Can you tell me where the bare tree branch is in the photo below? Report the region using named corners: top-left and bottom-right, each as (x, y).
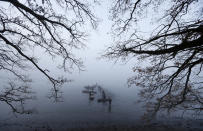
top-left (106, 0), bottom-right (203, 118)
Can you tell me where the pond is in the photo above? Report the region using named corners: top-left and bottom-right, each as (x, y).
top-left (0, 73), bottom-right (142, 128)
top-left (0, 72), bottom-right (203, 131)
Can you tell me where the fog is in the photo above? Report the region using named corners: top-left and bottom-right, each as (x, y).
top-left (0, 0), bottom-right (202, 131)
top-left (0, 1), bottom-right (143, 128)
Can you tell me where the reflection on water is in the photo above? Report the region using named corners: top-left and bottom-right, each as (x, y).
top-left (47, 86), bottom-right (64, 102)
top-left (82, 84), bottom-right (112, 112)
top-left (0, 80), bottom-right (203, 130)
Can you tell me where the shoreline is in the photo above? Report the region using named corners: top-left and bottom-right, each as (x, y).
top-left (1, 122), bottom-right (202, 131)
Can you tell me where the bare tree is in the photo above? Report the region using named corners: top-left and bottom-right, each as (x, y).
top-left (0, 0), bottom-right (97, 90)
top-left (0, 82), bottom-right (36, 115)
top-left (105, 0), bottom-right (203, 117)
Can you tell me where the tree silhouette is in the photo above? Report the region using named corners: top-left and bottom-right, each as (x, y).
top-left (105, 0), bottom-right (203, 117)
top-left (0, 82), bottom-right (35, 115)
top-left (0, 0), bottom-right (97, 90)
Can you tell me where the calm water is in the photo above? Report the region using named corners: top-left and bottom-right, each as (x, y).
top-left (0, 74), bottom-right (203, 130)
top-left (0, 79), bottom-right (141, 129)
